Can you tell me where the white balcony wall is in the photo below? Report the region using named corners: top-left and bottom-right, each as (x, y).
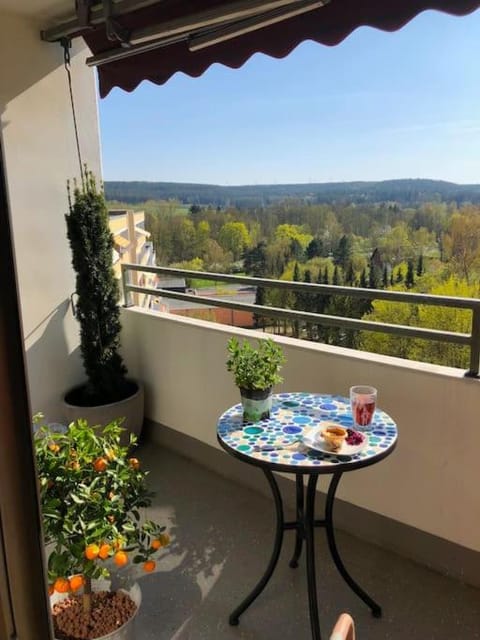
top-left (121, 307), bottom-right (480, 553)
top-left (0, 9), bottom-right (102, 421)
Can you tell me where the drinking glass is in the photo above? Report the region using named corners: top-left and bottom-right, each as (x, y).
top-left (350, 385), bottom-right (377, 431)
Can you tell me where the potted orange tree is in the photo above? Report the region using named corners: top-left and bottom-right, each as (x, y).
top-left (34, 416), bottom-right (169, 640)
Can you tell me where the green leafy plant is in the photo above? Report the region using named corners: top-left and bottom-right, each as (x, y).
top-left (65, 169), bottom-right (130, 405)
top-left (226, 337), bottom-right (285, 391)
top-left (34, 416), bottom-right (169, 614)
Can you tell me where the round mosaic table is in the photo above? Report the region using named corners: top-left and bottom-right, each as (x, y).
top-left (217, 392), bottom-right (397, 640)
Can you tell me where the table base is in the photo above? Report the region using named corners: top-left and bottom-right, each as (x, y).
top-left (228, 470), bottom-right (381, 640)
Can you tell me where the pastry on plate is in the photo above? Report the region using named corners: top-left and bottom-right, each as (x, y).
top-left (320, 425), bottom-right (347, 452)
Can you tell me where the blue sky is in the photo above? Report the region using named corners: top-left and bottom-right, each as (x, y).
top-left (99, 8), bottom-right (480, 185)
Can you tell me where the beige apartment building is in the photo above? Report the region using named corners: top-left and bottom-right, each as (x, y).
top-left (109, 209), bottom-right (156, 307)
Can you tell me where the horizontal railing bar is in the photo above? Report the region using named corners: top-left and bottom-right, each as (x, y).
top-left (125, 284), bottom-right (471, 345)
top-left (121, 263), bottom-right (480, 310)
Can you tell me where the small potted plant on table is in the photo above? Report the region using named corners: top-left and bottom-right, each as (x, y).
top-left (226, 337), bottom-right (285, 423)
top-left (34, 416), bottom-right (169, 640)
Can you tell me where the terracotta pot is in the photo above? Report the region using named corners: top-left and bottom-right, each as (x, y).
top-left (239, 387), bottom-right (272, 423)
top-left (63, 380), bottom-right (144, 444)
top-left (51, 581), bottom-right (142, 640)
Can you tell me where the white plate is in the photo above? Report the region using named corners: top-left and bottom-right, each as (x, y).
top-left (303, 425), bottom-right (367, 456)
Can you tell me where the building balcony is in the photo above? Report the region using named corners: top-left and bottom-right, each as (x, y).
top-left (114, 302), bottom-right (480, 637)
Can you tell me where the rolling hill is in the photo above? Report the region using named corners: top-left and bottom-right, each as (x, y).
top-left (105, 178), bottom-right (480, 208)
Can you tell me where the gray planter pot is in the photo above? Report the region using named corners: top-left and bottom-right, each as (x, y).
top-left (240, 387), bottom-right (272, 423)
top-left (63, 380), bottom-right (144, 444)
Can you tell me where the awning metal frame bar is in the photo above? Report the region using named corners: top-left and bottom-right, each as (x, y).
top-left (43, 0), bottom-right (330, 54)
top-left (189, 0), bottom-right (329, 52)
top-left (85, 0), bottom-right (330, 67)
top-left (126, 0), bottom-right (327, 46)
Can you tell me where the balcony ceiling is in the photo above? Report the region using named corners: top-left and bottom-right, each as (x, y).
top-left (0, 0), bottom-right (71, 20)
top-left (42, 0), bottom-right (480, 97)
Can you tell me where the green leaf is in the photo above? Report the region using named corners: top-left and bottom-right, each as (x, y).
top-left (35, 415), bottom-right (167, 583)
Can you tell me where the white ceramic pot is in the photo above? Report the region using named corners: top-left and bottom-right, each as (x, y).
top-left (51, 582), bottom-right (142, 640)
top-left (63, 380), bottom-right (144, 444)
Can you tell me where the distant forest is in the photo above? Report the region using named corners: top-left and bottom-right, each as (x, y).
top-left (106, 176), bottom-right (480, 370)
top-left (105, 178), bottom-right (480, 208)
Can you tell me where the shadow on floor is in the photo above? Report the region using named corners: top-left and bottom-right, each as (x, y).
top-left (135, 443), bottom-right (479, 640)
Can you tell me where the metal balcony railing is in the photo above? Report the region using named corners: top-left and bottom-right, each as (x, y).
top-left (121, 263), bottom-right (480, 377)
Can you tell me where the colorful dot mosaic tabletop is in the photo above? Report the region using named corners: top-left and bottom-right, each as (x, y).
top-left (217, 392), bottom-right (397, 472)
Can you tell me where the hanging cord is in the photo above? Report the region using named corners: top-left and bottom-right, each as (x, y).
top-left (61, 38), bottom-right (84, 186)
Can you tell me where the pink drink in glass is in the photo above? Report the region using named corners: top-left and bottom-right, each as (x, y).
top-left (350, 386), bottom-right (377, 430)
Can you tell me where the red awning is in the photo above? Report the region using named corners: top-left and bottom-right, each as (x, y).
top-left (76, 0), bottom-right (480, 97)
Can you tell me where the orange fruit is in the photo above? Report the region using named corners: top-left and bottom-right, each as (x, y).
top-left (85, 543), bottom-right (100, 560)
top-left (128, 458), bottom-right (140, 470)
top-left (69, 575), bottom-right (84, 592)
top-left (151, 539), bottom-right (162, 550)
top-left (48, 443), bottom-right (60, 454)
top-left (98, 543), bottom-right (111, 560)
top-left (68, 460), bottom-right (80, 471)
top-left (54, 577), bottom-right (70, 593)
top-left (143, 560), bottom-right (156, 573)
top-left (114, 550), bottom-right (128, 567)
top-left (93, 457), bottom-right (108, 472)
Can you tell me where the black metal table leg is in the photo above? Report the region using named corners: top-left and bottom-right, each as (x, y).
top-left (305, 474), bottom-right (322, 640)
top-left (229, 468), bottom-right (285, 626)
top-left (289, 474), bottom-right (304, 568)
top-left (325, 472), bottom-right (382, 618)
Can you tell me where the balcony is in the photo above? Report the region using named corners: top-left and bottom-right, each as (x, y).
top-left (3, 3), bottom-right (480, 637)
top-left (133, 442), bottom-right (480, 638)
top-left (104, 289), bottom-right (479, 637)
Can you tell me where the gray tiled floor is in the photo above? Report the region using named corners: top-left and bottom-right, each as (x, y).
top-left (133, 443), bottom-right (479, 639)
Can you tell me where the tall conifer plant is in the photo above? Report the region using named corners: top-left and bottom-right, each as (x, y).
top-left (66, 170), bottom-right (129, 405)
